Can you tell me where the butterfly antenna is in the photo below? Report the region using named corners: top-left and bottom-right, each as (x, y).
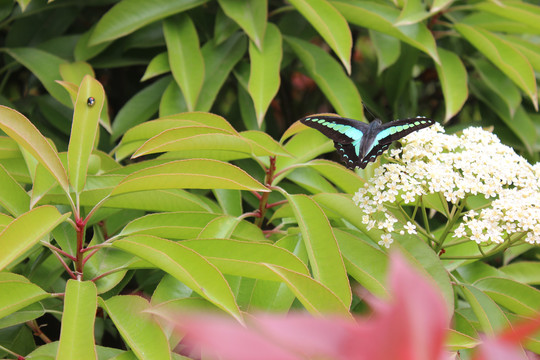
top-left (362, 103), bottom-right (377, 122)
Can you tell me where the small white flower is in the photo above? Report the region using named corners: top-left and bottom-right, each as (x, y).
top-left (404, 221), bottom-right (417, 235)
top-left (378, 233), bottom-right (393, 248)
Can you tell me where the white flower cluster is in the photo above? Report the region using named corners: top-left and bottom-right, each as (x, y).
top-left (352, 124), bottom-right (540, 248)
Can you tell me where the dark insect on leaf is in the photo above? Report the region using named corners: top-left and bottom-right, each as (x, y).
top-left (300, 114), bottom-right (434, 169)
top-left (87, 97), bottom-right (96, 106)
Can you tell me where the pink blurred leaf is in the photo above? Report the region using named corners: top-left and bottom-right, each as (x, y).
top-left (150, 252), bottom-right (452, 360)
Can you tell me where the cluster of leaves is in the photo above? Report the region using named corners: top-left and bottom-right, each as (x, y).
top-left (0, 0), bottom-right (538, 359)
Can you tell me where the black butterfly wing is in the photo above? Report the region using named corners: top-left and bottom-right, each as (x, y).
top-left (334, 142), bottom-right (361, 169)
top-left (361, 117), bottom-right (434, 166)
top-left (300, 114), bottom-right (369, 145)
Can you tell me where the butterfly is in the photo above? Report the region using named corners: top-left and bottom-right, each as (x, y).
top-left (300, 114), bottom-right (434, 169)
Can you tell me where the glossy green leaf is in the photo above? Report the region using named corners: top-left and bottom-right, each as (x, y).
top-left (0, 303), bottom-right (44, 330)
top-left (101, 295), bottom-right (171, 360)
top-left (213, 189), bottom-right (242, 216)
top-left (68, 76), bottom-right (105, 193)
top-left (288, 167), bottom-right (337, 193)
top-left (90, 0), bottom-right (208, 45)
top-left (395, 234), bottom-right (454, 312)
top-left (431, 0), bottom-right (453, 13)
top-left (111, 76), bottom-right (170, 140)
top-left (197, 34), bottom-right (248, 112)
top-left (141, 52), bottom-right (169, 81)
top-left (0, 164), bottom-right (29, 217)
top-left (289, 0), bottom-right (352, 73)
top-left (159, 79), bottom-right (188, 116)
top-left (286, 194), bottom-right (351, 307)
top-left (0, 106), bottom-right (69, 193)
top-left (333, 0), bottom-right (439, 63)
top-left (395, 0), bottom-right (430, 25)
top-left (120, 211), bottom-right (221, 239)
top-left (455, 23), bottom-right (538, 109)
top-left (307, 159), bottom-right (364, 193)
top-left (505, 35), bottom-right (540, 72)
top-left (460, 284), bottom-right (511, 335)
top-left (218, 0), bottom-right (266, 49)
top-left (435, 48), bottom-right (468, 122)
top-left (470, 58), bottom-right (521, 117)
top-left (474, 277), bottom-right (540, 316)
top-left (334, 229), bottom-right (389, 297)
top-left (59, 62), bottom-right (95, 86)
top-left (265, 264), bottom-right (351, 316)
top-left (57, 280), bottom-right (98, 360)
top-left (285, 37), bottom-right (364, 120)
top-left (111, 159), bottom-right (268, 195)
top-left (370, 30), bottom-right (400, 74)
top-left (181, 239), bottom-right (309, 280)
top-left (470, 80), bottom-right (536, 153)
top-left (74, 25), bottom-right (112, 62)
top-left (112, 235), bottom-right (242, 321)
top-left (474, 1), bottom-right (540, 33)
top-left (3, 48), bottom-right (71, 106)
top-left (0, 273), bottom-right (50, 319)
top-left (116, 112), bottom-right (238, 160)
top-left (0, 206), bottom-right (69, 271)
top-left (446, 329), bottom-right (480, 351)
top-left (248, 23), bottom-right (282, 127)
top-left (500, 261), bottom-right (540, 285)
top-left (164, 14), bottom-right (204, 111)
top-left (131, 126), bottom-right (251, 158)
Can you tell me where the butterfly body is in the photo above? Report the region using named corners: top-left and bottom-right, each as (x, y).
top-left (300, 114), bottom-right (434, 169)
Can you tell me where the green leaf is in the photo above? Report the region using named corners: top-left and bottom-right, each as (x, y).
top-left (159, 79), bottom-right (188, 117)
top-left (500, 261), bottom-right (540, 285)
top-left (306, 159), bottom-right (365, 193)
top-left (213, 189), bottom-right (242, 216)
top-left (289, 0), bottom-right (352, 73)
top-left (395, 234), bottom-right (454, 312)
top-left (111, 76), bottom-right (170, 140)
top-left (455, 23), bottom-right (538, 109)
top-left (395, 0), bottom-right (430, 25)
top-left (435, 48), bottom-right (468, 122)
top-left (0, 164), bottom-right (30, 217)
top-left (370, 30), bottom-right (401, 74)
top-left (120, 211), bottom-right (221, 239)
top-left (68, 76), bottom-right (105, 193)
top-left (0, 303), bottom-right (44, 330)
top-left (111, 159), bottom-right (268, 195)
top-left (0, 206), bottom-right (69, 271)
top-left (59, 62), bottom-right (95, 86)
top-left (196, 34), bottom-right (247, 112)
top-left (265, 264), bottom-right (351, 316)
top-left (217, 0), bottom-right (266, 49)
top-left (90, 0), bottom-right (208, 45)
top-left (163, 14), bottom-right (204, 112)
top-left (460, 284), bottom-right (511, 335)
top-left (101, 295), bottom-right (171, 360)
top-left (446, 329), bottom-right (480, 351)
top-left (470, 58), bottom-right (521, 118)
top-left (474, 1), bottom-right (540, 33)
top-left (0, 273), bottom-right (50, 319)
top-left (285, 36), bottom-right (364, 120)
top-left (141, 52), bottom-right (169, 81)
top-left (112, 235), bottom-right (242, 321)
top-left (57, 280), bottom-right (98, 360)
top-left (285, 194), bottom-right (351, 308)
top-left (333, 0), bottom-right (439, 62)
top-left (474, 277), bottom-right (540, 317)
top-left (181, 239), bottom-right (310, 281)
top-left (0, 106), bottom-right (69, 193)
top-left (131, 126), bottom-right (251, 158)
top-left (248, 23), bottom-right (282, 127)
top-left (3, 48), bottom-right (71, 106)
top-left (334, 229), bottom-right (389, 297)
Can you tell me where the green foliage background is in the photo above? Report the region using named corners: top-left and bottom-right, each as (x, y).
top-left (0, 0), bottom-right (538, 359)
